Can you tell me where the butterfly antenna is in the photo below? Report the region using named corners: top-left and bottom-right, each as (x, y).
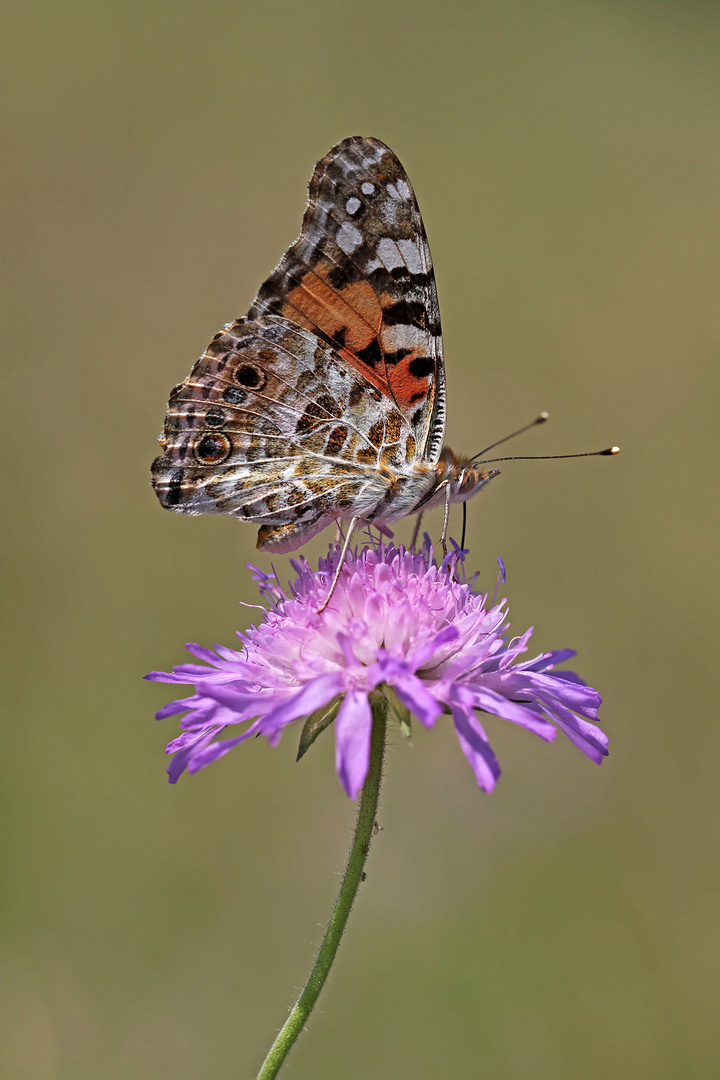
top-left (410, 512), bottom-right (424, 551)
top-left (472, 412), bottom-right (549, 461)
top-left (475, 446), bottom-right (620, 465)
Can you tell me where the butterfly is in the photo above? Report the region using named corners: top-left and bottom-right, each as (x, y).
top-left (151, 136), bottom-right (497, 555)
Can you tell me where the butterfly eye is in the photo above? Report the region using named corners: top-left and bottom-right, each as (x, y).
top-left (453, 469), bottom-right (476, 497)
top-left (195, 433), bottom-right (232, 464)
top-left (235, 364), bottom-right (266, 391)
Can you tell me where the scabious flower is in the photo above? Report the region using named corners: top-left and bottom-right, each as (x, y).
top-left (146, 541), bottom-right (608, 798)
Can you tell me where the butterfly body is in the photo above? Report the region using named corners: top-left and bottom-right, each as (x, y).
top-left (152, 137), bottom-right (497, 550)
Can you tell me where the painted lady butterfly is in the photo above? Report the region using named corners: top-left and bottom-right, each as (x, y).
top-left (152, 136), bottom-right (497, 553)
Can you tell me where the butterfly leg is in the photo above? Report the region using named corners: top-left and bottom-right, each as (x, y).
top-left (317, 516), bottom-right (359, 614)
top-left (410, 512), bottom-right (425, 550)
top-left (439, 483), bottom-right (451, 558)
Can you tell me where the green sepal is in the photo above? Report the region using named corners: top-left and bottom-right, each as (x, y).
top-left (382, 685), bottom-right (413, 740)
top-left (296, 697), bottom-right (342, 761)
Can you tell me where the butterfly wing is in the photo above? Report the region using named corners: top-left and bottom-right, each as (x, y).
top-left (151, 317), bottom-right (421, 550)
top-left (248, 136), bottom-right (447, 466)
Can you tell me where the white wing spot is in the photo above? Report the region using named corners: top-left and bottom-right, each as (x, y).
top-left (345, 197), bottom-right (361, 215)
top-left (376, 237), bottom-right (405, 271)
top-left (361, 182), bottom-right (375, 195)
top-left (336, 220), bottom-right (363, 254)
top-left (397, 238), bottom-right (424, 276)
top-left (382, 324), bottom-right (429, 351)
top-left (396, 179), bottom-right (411, 199)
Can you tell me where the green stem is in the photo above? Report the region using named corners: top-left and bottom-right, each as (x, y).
top-left (256, 695), bottom-right (388, 1079)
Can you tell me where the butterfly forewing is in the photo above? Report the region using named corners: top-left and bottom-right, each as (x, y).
top-left (247, 137), bottom-right (446, 464)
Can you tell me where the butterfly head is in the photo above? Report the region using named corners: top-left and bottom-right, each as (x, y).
top-left (440, 447), bottom-right (500, 505)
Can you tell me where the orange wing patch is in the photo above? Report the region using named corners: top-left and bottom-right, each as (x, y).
top-left (282, 265), bottom-right (392, 395)
top-left (283, 272), bottom-right (381, 353)
top-left (281, 265), bottom-right (434, 416)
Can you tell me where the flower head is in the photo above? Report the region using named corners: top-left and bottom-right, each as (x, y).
top-left (146, 541), bottom-right (608, 798)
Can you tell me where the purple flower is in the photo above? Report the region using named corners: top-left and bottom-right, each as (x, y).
top-left (146, 542), bottom-right (608, 798)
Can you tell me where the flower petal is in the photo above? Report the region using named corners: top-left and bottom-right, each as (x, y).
top-left (197, 682), bottom-right (282, 721)
top-left (452, 704), bottom-right (501, 792)
top-left (334, 691), bottom-right (372, 799)
top-left (540, 700), bottom-right (609, 763)
top-left (525, 648), bottom-right (576, 671)
top-left (390, 673), bottom-right (444, 728)
top-left (408, 624), bottom-right (459, 671)
top-left (145, 665), bottom-right (213, 684)
top-left (166, 723), bottom-right (217, 754)
top-left (458, 685), bottom-right (557, 741)
top-left (155, 696), bottom-right (200, 720)
top-left (166, 726), bottom-right (219, 783)
top-left (261, 672), bottom-right (345, 734)
top-left (184, 642), bottom-right (224, 664)
top-left (187, 726), bottom-right (262, 773)
top-left (524, 672), bottom-right (601, 716)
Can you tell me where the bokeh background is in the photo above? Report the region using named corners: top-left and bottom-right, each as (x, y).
top-left (3, 1), bottom-right (719, 1077)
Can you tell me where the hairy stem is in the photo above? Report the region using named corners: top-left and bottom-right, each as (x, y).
top-left (255, 695), bottom-right (388, 1079)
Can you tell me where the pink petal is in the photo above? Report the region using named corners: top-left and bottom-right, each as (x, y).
top-left (334, 691), bottom-right (372, 799)
top-left (452, 704), bottom-right (501, 792)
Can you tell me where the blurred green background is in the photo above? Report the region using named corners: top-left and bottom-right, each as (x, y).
top-left (3, 1), bottom-right (719, 1077)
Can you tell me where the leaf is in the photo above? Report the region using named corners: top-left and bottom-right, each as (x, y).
top-left (382, 685), bottom-right (412, 740)
top-left (296, 697), bottom-right (342, 761)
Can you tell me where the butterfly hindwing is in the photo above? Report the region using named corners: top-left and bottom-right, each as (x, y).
top-left (248, 137), bottom-right (447, 465)
top-left (151, 316), bottom-right (420, 548)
